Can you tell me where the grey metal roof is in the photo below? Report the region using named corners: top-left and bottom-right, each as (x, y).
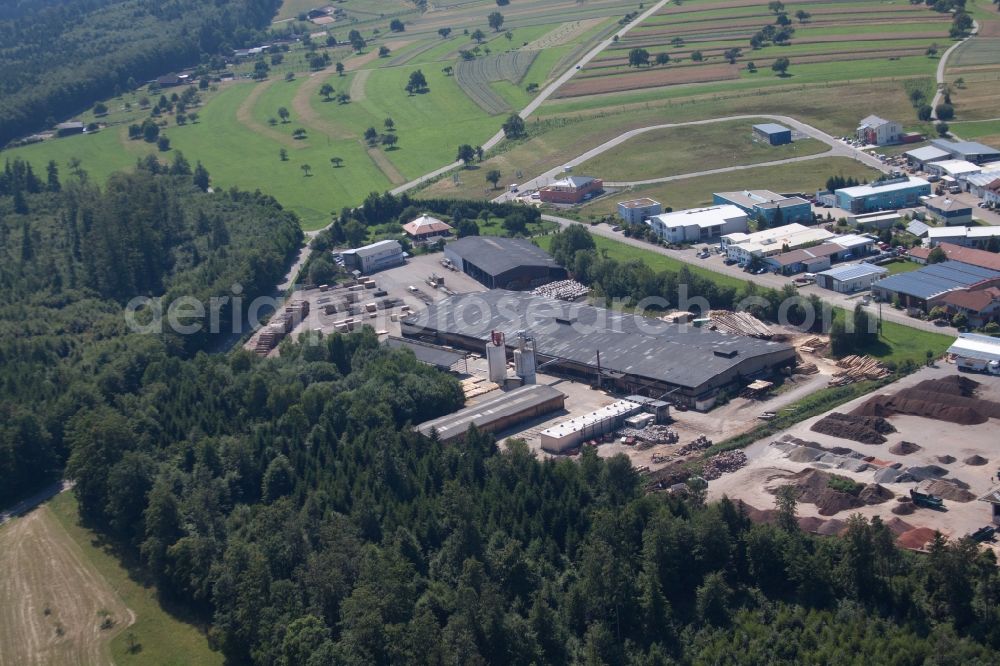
top-left (817, 263), bottom-right (888, 281)
top-left (906, 220), bottom-right (930, 237)
top-left (445, 237), bottom-right (560, 276)
top-left (403, 290), bottom-right (795, 390)
top-left (930, 138), bottom-right (1000, 158)
top-left (753, 123), bottom-right (790, 135)
top-left (384, 337), bottom-right (466, 369)
top-left (346, 239), bottom-right (402, 258)
top-left (415, 383), bottom-right (565, 441)
top-left (873, 260), bottom-right (1000, 300)
top-left (905, 146), bottom-right (950, 162)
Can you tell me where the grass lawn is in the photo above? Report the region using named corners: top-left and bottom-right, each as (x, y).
top-left (576, 119), bottom-right (827, 182)
top-left (882, 259), bottom-right (921, 275)
top-left (576, 157), bottom-right (879, 218)
top-left (48, 492), bottom-right (222, 666)
top-left (850, 313), bottom-right (953, 366)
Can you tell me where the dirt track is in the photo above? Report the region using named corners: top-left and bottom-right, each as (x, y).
top-left (290, 69), bottom-right (355, 140)
top-left (236, 80), bottom-right (307, 148)
top-left (0, 508), bottom-right (133, 666)
top-left (367, 146), bottom-right (406, 185)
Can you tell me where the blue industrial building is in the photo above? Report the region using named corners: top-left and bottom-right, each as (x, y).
top-left (834, 176), bottom-right (931, 214)
top-left (713, 189), bottom-right (812, 225)
top-left (752, 123), bottom-right (792, 146)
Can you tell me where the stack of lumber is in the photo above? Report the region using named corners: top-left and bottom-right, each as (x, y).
top-left (799, 336), bottom-right (827, 353)
top-left (829, 355), bottom-right (890, 386)
top-left (532, 279), bottom-right (589, 301)
top-left (795, 363), bottom-right (819, 375)
top-left (461, 376), bottom-right (500, 400)
top-left (709, 310), bottom-right (773, 339)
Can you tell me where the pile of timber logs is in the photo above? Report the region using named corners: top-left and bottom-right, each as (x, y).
top-left (708, 311), bottom-right (773, 339)
top-left (829, 355), bottom-right (891, 386)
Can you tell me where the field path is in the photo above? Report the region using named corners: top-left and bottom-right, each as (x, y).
top-left (236, 80), bottom-right (307, 148)
top-left (0, 508), bottom-right (133, 666)
top-left (291, 69), bottom-right (355, 140)
top-left (349, 69), bottom-right (371, 103)
top-left (367, 146), bottom-right (406, 185)
top-left (932, 19), bottom-right (980, 118)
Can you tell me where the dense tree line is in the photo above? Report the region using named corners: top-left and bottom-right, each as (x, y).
top-left (61, 330), bottom-right (1000, 664)
top-left (0, 158), bottom-right (302, 503)
top-left (0, 0), bottom-right (281, 146)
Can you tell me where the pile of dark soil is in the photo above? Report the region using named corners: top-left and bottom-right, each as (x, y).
top-left (773, 469), bottom-right (865, 516)
top-left (852, 377), bottom-right (1000, 425)
top-left (892, 502), bottom-right (915, 515)
top-left (811, 412), bottom-right (896, 444)
top-left (937, 455), bottom-right (956, 464)
top-left (964, 455), bottom-right (988, 466)
top-left (859, 483), bottom-right (894, 505)
top-left (889, 441), bottom-right (920, 455)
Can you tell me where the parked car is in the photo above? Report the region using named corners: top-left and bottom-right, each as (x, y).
top-left (697, 251), bottom-right (710, 259)
top-left (723, 257), bottom-right (738, 265)
top-left (753, 267), bottom-right (768, 275)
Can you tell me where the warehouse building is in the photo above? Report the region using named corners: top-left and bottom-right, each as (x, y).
top-left (713, 189), bottom-right (813, 225)
top-left (927, 225), bottom-right (1000, 249)
top-left (540, 400), bottom-right (643, 453)
top-left (384, 336), bottom-right (467, 371)
top-left (722, 223), bottom-right (835, 263)
top-left (947, 333), bottom-right (1000, 373)
top-left (924, 159), bottom-right (981, 180)
top-left (904, 145), bottom-right (951, 170)
top-left (929, 138), bottom-right (1000, 165)
top-left (924, 196), bottom-right (973, 226)
top-left (856, 115), bottom-right (902, 146)
top-left (415, 384), bottom-right (566, 445)
top-left (538, 176), bottom-right (603, 204)
top-left (835, 176), bottom-right (931, 213)
top-left (649, 205), bottom-right (748, 244)
top-left (848, 211), bottom-right (900, 231)
top-left (815, 263), bottom-right (889, 293)
top-left (752, 123), bottom-right (792, 146)
top-left (964, 171), bottom-right (1000, 198)
top-left (341, 239), bottom-right (405, 274)
top-left (618, 198), bottom-right (662, 225)
top-left (444, 237), bottom-right (566, 290)
top-left (401, 290), bottom-right (797, 407)
top-left (872, 260), bottom-right (1000, 310)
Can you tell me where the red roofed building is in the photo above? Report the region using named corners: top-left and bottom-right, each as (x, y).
top-left (403, 214), bottom-right (453, 241)
top-left (908, 242), bottom-right (1000, 270)
top-left (940, 283), bottom-right (1000, 327)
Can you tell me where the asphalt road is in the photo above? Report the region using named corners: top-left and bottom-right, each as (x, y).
top-left (542, 213), bottom-right (959, 336)
top-left (492, 114), bottom-right (889, 203)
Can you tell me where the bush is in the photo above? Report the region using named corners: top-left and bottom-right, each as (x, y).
top-left (935, 103), bottom-right (955, 121)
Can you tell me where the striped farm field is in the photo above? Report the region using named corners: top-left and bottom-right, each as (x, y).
top-left (554, 0), bottom-right (954, 99)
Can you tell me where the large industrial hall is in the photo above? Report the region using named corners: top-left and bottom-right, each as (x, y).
top-left (401, 289), bottom-right (796, 407)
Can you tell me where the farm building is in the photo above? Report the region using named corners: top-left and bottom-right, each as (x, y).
top-left (403, 214), bottom-right (453, 241)
top-left (340, 239), bottom-right (405, 275)
top-left (927, 226), bottom-right (1000, 249)
top-left (414, 384), bottom-right (566, 445)
top-left (834, 176), bottom-right (931, 213)
top-left (947, 333), bottom-right (1000, 372)
top-left (713, 189), bottom-right (812, 225)
top-left (444, 237), bottom-right (566, 290)
top-left (538, 176), bottom-right (603, 204)
top-left (871, 261), bottom-right (1000, 310)
top-left (930, 139), bottom-right (1000, 165)
top-left (856, 115), bottom-right (902, 146)
top-left (923, 196), bottom-right (973, 226)
top-left (815, 263), bottom-right (889, 293)
top-left (649, 205), bottom-right (748, 244)
top-left (940, 286), bottom-right (1000, 328)
top-left (401, 290), bottom-right (797, 408)
top-left (904, 145), bottom-right (951, 169)
top-left (618, 198), bottom-right (662, 224)
top-left (722, 223), bottom-right (835, 263)
top-left (55, 121), bottom-right (84, 136)
top-left (924, 159), bottom-right (981, 179)
top-left (752, 123), bottom-right (792, 146)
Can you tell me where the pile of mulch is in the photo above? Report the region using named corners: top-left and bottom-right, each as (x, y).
top-left (859, 483), bottom-right (894, 505)
top-left (889, 441), bottom-right (920, 455)
top-left (774, 469), bottom-right (866, 516)
top-left (964, 455), bottom-right (989, 466)
top-left (897, 527), bottom-right (937, 550)
top-left (937, 455), bottom-right (956, 464)
top-left (810, 412), bottom-right (896, 444)
top-left (924, 479), bottom-right (976, 502)
top-left (851, 376), bottom-right (1000, 426)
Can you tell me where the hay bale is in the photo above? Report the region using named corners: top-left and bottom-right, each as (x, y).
top-left (888, 441), bottom-right (920, 455)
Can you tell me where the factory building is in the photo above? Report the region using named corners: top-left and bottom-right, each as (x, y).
top-left (444, 236), bottom-right (566, 290)
top-left (540, 400), bottom-right (643, 453)
top-left (856, 115), bottom-right (902, 146)
top-left (617, 198), bottom-right (663, 225)
top-left (401, 290), bottom-right (797, 408)
top-left (929, 138), bottom-right (1000, 165)
top-left (904, 145), bottom-right (951, 170)
top-left (649, 205), bottom-right (748, 244)
top-left (713, 189), bottom-right (813, 225)
top-left (752, 123), bottom-right (792, 146)
top-left (340, 239), bottom-right (405, 275)
top-left (924, 159), bottom-right (981, 180)
top-left (414, 384), bottom-right (567, 445)
top-left (835, 176), bottom-right (931, 213)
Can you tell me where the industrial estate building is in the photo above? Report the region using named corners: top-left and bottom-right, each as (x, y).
top-left (713, 189), bottom-right (813, 225)
top-left (815, 263), bottom-right (889, 293)
top-left (617, 198), bottom-right (663, 225)
top-left (927, 225), bottom-right (1000, 249)
top-left (752, 123), bottom-right (792, 146)
top-left (649, 205), bottom-right (748, 244)
top-left (929, 138), bottom-right (1000, 165)
top-left (872, 260), bottom-right (1000, 310)
top-left (904, 145), bottom-right (951, 169)
top-left (834, 176), bottom-right (931, 213)
top-left (923, 196), bottom-right (973, 226)
top-left (538, 176), bottom-right (604, 204)
top-left (907, 243), bottom-right (1000, 271)
top-left (415, 384), bottom-right (567, 444)
top-left (401, 290), bottom-right (797, 407)
top-left (341, 239), bottom-right (405, 275)
top-left (924, 159), bottom-right (981, 180)
top-left (721, 223), bottom-right (835, 263)
top-left (947, 333), bottom-right (1000, 373)
top-left (856, 115), bottom-right (902, 146)
top-left (760, 234), bottom-right (874, 275)
top-left (444, 237), bottom-right (566, 290)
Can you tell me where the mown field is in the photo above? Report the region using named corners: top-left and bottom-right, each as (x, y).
top-left (557, 0), bottom-right (952, 99)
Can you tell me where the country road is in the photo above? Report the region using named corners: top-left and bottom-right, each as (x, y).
top-left (931, 20), bottom-right (979, 119)
top-left (0, 480), bottom-right (73, 525)
top-left (492, 113), bottom-right (889, 202)
top-left (541, 212), bottom-right (959, 336)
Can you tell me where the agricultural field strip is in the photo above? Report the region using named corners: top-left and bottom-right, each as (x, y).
top-left (491, 113), bottom-right (885, 203)
top-left (455, 50), bottom-right (540, 114)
